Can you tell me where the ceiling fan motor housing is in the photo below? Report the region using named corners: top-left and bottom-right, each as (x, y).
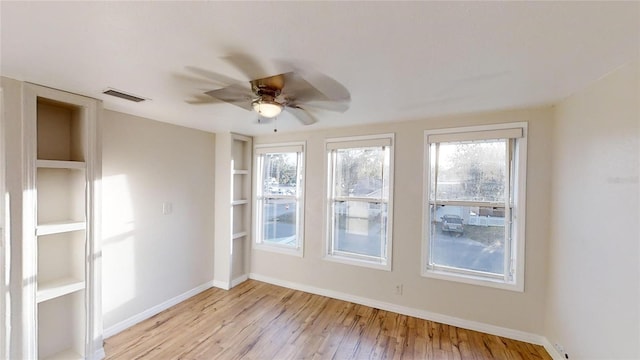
top-left (201, 58), bottom-right (350, 125)
top-left (252, 87), bottom-right (284, 118)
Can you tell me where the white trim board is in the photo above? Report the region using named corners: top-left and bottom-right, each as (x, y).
top-left (92, 348), bottom-right (106, 360)
top-left (213, 275), bottom-right (249, 291)
top-left (212, 279), bottom-right (229, 290)
top-left (249, 273), bottom-right (548, 348)
top-left (230, 274), bottom-right (249, 288)
top-left (103, 281), bottom-right (214, 339)
top-left (541, 337), bottom-right (566, 360)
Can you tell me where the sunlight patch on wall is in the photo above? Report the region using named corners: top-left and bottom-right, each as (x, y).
top-left (102, 174), bottom-right (134, 239)
top-left (102, 174), bottom-right (136, 313)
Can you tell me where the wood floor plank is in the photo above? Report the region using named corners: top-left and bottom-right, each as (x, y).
top-left (311, 302), bottom-right (360, 359)
top-left (104, 280), bottom-right (552, 360)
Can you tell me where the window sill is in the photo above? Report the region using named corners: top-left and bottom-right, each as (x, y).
top-left (254, 243), bottom-right (303, 258)
top-left (422, 268), bottom-right (523, 292)
top-left (324, 253), bottom-right (391, 271)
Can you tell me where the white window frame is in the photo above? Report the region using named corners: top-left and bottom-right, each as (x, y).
top-left (253, 142), bottom-right (305, 257)
top-left (422, 123), bottom-right (527, 291)
top-left (324, 133), bottom-right (394, 271)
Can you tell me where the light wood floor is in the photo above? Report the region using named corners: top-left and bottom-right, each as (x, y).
top-left (104, 280), bottom-right (551, 359)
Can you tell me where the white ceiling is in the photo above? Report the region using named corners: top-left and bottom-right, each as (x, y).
top-left (1, 1), bottom-right (638, 135)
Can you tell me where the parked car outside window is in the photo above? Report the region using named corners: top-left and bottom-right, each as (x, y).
top-left (441, 215), bottom-right (464, 234)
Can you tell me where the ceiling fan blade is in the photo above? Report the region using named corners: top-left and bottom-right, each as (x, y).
top-left (185, 66), bottom-right (240, 87)
top-left (251, 73), bottom-right (286, 91)
top-left (173, 72), bottom-right (219, 88)
top-left (280, 72), bottom-right (330, 103)
top-left (223, 52), bottom-right (268, 81)
top-left (285, 106), bottom-right (317, 125)
top-left (275, 60), bottom-right (351, 103)
top-left (205, 83), bottom-right (254, 111)
top-left (186, 94), bottom-right (222, 105)
top-left (300, 69), bottom-right (351, 102)
top-left (296, 100), bottom-right (350, 113)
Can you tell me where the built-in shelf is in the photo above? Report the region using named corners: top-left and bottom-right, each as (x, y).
top-left (36, 159), bottom-right (86, 170)
top-left (218, 133), bottom-right (252, 288)
top-left (36, 221), bottom-right (86, 236)
top-left (20, 82), bottom-right (101, 360)
top-left (232, 231), bottom-right (248, 239)
top-left (43, 348), bottom-right (83, 360)
top-left (37, 277), bottom-right (85, 303)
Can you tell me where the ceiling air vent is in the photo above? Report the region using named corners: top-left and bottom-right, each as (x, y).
top-left (103, 88), bottom-right (147, 102)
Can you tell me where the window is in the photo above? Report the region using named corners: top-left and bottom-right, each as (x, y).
top-left (423, 123), bottom-right (527, 291)
top-left (325, 134), bottom-right (394, 270)
top-left (254, 143), bottom-right (305, 256)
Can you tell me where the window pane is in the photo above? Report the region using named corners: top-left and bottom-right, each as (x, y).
top-left (431, 140), bottom-right (506, 202)
top-left (334, 147), bottom-right (388, 198)
top-left (430, 204), bottom-right (505, 274)
top-left (333, 200), bottom-right (387, 257)
top-left (262, 153), bottom-right (298, 196)
top-left (262, 198), bottom-right (298, 246)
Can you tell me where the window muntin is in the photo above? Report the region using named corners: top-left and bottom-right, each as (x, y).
top-left (326, 135), bottom-right (394, 270)
top-left (424, 124), bottom-right (526, 290)
top-left (254, 144), bottom-right (304, 255)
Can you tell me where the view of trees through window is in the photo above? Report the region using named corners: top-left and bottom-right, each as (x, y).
top-left (258, 152), bottom-right (301, 248)
top-left (335, 147), bottom-right (388, 198)
top-left (329, 144), bottom-right (391, 263)
top-left (263, 153), bottom-right (297, 190)
top-left (429, 139), bottom-right (510, 276)
top-left (432, 140), bottom-right (506, 202)
top-left (335, 147), bottom-right (389, 198)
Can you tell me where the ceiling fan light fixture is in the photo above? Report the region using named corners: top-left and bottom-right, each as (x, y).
top-left (252, 99), bottom-right (283, 118)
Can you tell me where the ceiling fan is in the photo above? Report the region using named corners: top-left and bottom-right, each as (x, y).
top-left (188, 54), bottom-right (351, 126)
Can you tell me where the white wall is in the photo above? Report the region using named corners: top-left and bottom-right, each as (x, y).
top-left (251, 107), bottom-right (554, 336)
top-left (101, 110), bottom-right (215, 331)
top-left (545, 61), bottom-right (639, 359)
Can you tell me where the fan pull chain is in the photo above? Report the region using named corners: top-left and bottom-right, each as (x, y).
top-left (273, 116), bottom-right (278, 132)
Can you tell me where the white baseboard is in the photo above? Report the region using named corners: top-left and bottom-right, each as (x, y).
top-left (103, 280), bottom-right (214, 338)
top-left (213, 274), bottom-right (249, 290)
top-left (541, 337), bottom-right (565, 360)
top-left (92, 347), bottom-right (106, 360)
top-left (249, 273), bottom-right (546, 346)
top-left (212, 279), bottom-right (229, 290)
top-left (230, 274), bottom-right (249, 288)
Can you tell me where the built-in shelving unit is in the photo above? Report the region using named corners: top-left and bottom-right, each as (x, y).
top-left (213, 132), bottom-right (252, 290)
top-left (21, 83), bottom-right (103, 360)
top-left (230, 134), bottom-right (252, 285)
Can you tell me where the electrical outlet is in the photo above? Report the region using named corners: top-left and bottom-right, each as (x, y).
top-left (394, 284), bottom-right (403, 295)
